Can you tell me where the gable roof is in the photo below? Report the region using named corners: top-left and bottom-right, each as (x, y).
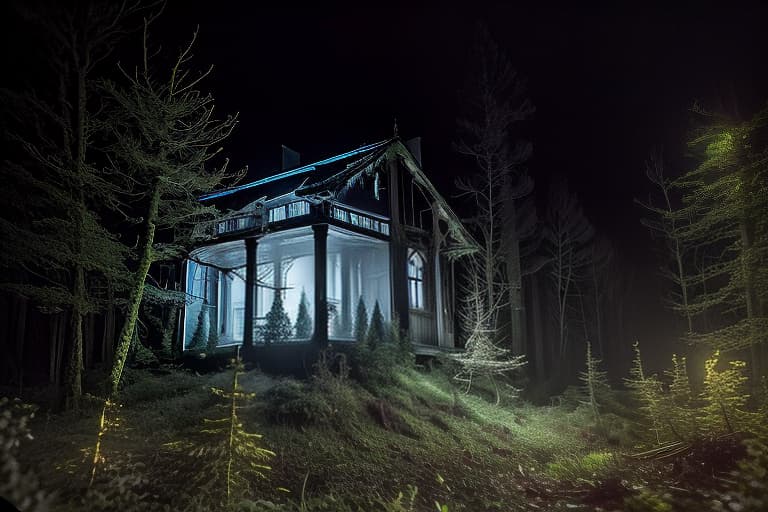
top-left (199, 139), bottom-right (393, 202)
top-left (199, 138), bottom-right (479, 257)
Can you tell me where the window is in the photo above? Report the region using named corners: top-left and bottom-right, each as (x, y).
top-left (327, 227), bottom-right (391, 339)
top-left (408, 250), bottom-right (425, 309)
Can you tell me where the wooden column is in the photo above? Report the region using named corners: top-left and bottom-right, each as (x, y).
top-left (243, 237), bottom-right (257, 349)
top-left (388, 157), bottom-right (409, 331)
top-left (313, 224), bottom-right (329, 346)
top-left (340, 249), bottom-right (351, 336)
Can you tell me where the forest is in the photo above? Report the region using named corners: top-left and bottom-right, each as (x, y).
top-left (1, 2), bottom-right (767, 511)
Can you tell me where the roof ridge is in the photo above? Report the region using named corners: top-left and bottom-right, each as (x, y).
top-left (199, 138), bottom-right (394, 201)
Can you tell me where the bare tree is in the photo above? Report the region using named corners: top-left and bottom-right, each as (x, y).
top-left (542, 176), bottom-right (593, 377)
top-left (455, 25), bottom-right (534, 355)
top-left (637, 148), bottom-right (694, 333)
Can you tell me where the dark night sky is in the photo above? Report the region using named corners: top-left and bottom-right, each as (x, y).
top-left (3, 2), bottom-right (767, 369)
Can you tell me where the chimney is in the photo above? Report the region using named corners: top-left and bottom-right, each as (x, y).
top-left (281, 145), bottom-right (300, 170)
top-left (405, 137), bottom-right (422, 167)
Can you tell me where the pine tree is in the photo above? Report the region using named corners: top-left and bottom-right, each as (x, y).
top-left (195, 348), bottom-right (274, 507)
top-left (670, 107), bottom-right (768, 378)
top-left (366, 301), bottom-right (386, 348)
top-left (579, 342), bottom-right (610, 423)
top-left (699, 350), bottom-right (750, 434)
top-left (625, 341), bottom-right (666, 444)
top-left (0, 2), bottom-right (140, 409)
top-left (354, 297), bottom-right (368, 344)
top-left (207, 312), bottom-right (220, 352)
top-left (103, 24), bottom-right (239, 396)
top-left (189, 307), bottom-right (209, 350)
top-left (663, 354), bottom-right (698, 439)
top-left (294, 289), bottom-right (312, 339)
top-left (263, 293), bottom-right (292, 344)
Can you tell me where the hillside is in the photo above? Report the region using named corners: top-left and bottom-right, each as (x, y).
top-left (4, 355), bottom-right (765, 512)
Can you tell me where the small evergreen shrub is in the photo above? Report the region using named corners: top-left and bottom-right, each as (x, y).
top-left (263, 293), bottom-right (292, 343)
top-left (189, 306), bottom-right (209, 350)
top-left (351, 318), bottom-right (413, 388)
top-left (264, 379), bottom-right (333, 426)
top-left (294, 289), bottom-right (312, 339)
top-left (207, 311), bottom-right (220, 351)
top-left (353, 296), bottom-right (368, 343)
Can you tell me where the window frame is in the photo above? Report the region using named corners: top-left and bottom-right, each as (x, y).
top-left (407, 249), bottom-right (426, 310)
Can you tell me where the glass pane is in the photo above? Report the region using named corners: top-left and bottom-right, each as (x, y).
top-left (256, 227), bottom-right (315, 343)
top-left (327, 226), bottom-right (391, 340)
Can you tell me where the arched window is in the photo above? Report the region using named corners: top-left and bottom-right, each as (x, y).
top-left (408, 250), bottom-right (425, 309)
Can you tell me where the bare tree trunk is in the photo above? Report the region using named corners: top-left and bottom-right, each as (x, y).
top-left (109, 184), bottom-right (160, 397)
top-left (66, 262), bottom-right (86, 410)
top-left (85, 312), bottom-right (95, 369)
top-left (102, 284), bottom-right (116, 366)
top-left (590, 264), bottom-right (603, 358)
top-left (49, 313), bottom-right (66, 385)
top-left (64, 63), bottom-right (89, 410)
top-left (13, 295), bottom-right (28, 394)
top-left (503, 198), bottom-right (525, 355)
top-left (530, 272), bottom-right (545, 380)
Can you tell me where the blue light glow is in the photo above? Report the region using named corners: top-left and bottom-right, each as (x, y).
top-left (200, 139), bottom-right (392, 201)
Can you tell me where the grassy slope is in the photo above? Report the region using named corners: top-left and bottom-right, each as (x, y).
top-left (18, 363), bottom-right (645, 511)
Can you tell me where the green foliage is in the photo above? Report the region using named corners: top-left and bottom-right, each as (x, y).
top-left (264, 380), bottom-right (335, 426)
top-left (131, 332), bottom-right (159, 368)
top-left (207, 311), bottom-right (220, 351)
top-left (579, 342), bottom-right (611, 422)
top-left (699, 350), bottom-right (750, 434)
top-left (546, 451), bottom-right (615, 481)
top-left (158, 306), bottom-right (180, 361)
top-left (189, 306), bottom-right (209, 350)
top-left (294, 289), bottom-right (312, 339)
top-left (670, 108), bottom-right (768, 358)
top-left (366, 300), bottom-right (386, 348)
top-left (351, 319), bottom-right (413, 388)
top-left (0, 398), bottom-right (51, 512)
top-left (625, 342), bottom-right (667, 444)
top-left (353, 296), bottom-right (368, 343)
top-left (623, 488), bottom-right (673, 512)
top-left (193, 350), bottom-right (274, 507)
top-left (662, 354), bottom-right (698, 439)
top-left (263, 293), bottom-right (292, 344)
top-left (717, 438), bottom-right (768, 511)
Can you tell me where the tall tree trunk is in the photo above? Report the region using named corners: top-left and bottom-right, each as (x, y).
top-left (530, 273), bottom-right (545, 381)
top-left (591, 265), bottom-right (604, 358)
top-left (85, 311), bottom-right (95, 369)
top-left (49, 313), bottom-right (65, 385)
top-left (102, 283), bottom-right (116, 366)
top-left (740, 213), bottom-right (759, 381)
top-left (13, 295), bottom-right (28, 393)
top-left (503, 198), bottom-right (525, 356)
top-left (66, 261), bottom-right (86, 410)
top-left (109, 184), bottom-right (160, 397)
top-left (64, 62), bottom-right (89, 410)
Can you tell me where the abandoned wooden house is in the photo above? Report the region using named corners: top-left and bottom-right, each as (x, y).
top-left (182, 137), bottom-right (477, 366)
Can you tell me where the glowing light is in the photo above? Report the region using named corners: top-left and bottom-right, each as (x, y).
top-left (200, 139), bottom-right (392, 201)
